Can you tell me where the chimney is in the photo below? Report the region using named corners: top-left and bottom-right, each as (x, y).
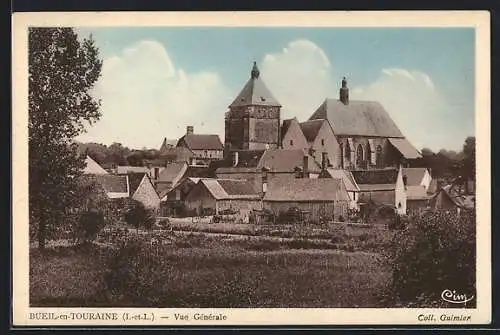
top-left (186, 126), bottom-right (194, 135)
top-left (339, 77), bottom-right (349, 105)
top-left (321, 152), bottom-right (328, 171)
top-left (303, 155), bottom-right (309, 178)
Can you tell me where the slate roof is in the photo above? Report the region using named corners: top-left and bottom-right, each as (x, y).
top-left (229, 62), bottom-right (281, 108)
top-left (177, 134), bottom-right (224, 151)
top-left (309, 99), bottom-right (404, 138)
top-left (351, 169), bottom-right (399, 185)
top-left (257, 149), bottom-right (321, 173)
top-left (402, 167), bottom-right (429, 186)
top-left (300, 119), bottom-right (325, 142)
top-left (94, 175), bottom-right (128, 195)
top-left (388, 138), bottom-right (422, 159)
top-left (264, 178), bottom-right (349, 202)
top-left (200, 179), bottom-right (260, 200)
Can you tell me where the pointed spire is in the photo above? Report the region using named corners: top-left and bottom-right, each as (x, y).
top-left (251, 61), bottom-right (260, 79)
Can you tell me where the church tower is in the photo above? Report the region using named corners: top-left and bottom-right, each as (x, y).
top-left (224, 62), bottom-right (281, 155)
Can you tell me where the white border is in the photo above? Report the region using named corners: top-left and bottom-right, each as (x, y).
top-left (12, 11), bottom-right (491, 326)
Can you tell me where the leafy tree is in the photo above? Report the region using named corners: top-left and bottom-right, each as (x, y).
top-left (123, 199), bottom-right (156, 232)
top-left (29, 28), bottom-right (102, 249)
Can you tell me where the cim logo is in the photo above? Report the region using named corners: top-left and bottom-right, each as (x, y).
top-left (441, 289), bottom-right (475, 305)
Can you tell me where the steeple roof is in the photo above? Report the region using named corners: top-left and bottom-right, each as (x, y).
top-left (229, 62), bottom-right (281, 108)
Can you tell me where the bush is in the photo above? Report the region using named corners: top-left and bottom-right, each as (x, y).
top-left (387, 210), bottom-right (476, 306)
top-left (75, 211), bottom-right (105, 244)
top-left (123, 200), bottom-right (156, 231)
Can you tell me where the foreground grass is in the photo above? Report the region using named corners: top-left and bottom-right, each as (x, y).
top-left (30, 235), bottom-right (391, 308)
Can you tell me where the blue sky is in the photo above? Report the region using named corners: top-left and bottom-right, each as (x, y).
top-left (76, 27), bottom-right (475, 152)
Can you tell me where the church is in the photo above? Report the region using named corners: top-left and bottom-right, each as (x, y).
top-left (223, 62), bottom-right (422, 171)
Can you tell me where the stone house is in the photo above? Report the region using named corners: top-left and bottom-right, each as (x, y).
top-left (216, 148), bottom-right (321, 195)
top-left (351, 166), bottom-right (407, 215)
top-left (161, 177), bottom-right (202, 217)
top-left (263, 178), bottom-right (350, 222)
top-left (319, 168), bottom-right (360, 209)
top-left (184, 178), bottom-right (262, 217)
top-left (176, 126), bottom-right (224, 166)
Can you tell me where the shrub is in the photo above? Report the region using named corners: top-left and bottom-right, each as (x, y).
top-left (123, 199), bottom-right (156, 231)
top-left (387, 210), bottom-right (476, 306)
top-left (75, 211), bottom-right (106, 244)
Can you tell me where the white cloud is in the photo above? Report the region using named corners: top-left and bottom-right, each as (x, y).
top-left (259, 39), bottom-right (464, 151)
top-left (260, 39), bottom-right (335, 121)
top-left (351, 68), bottom-right (452, 151)
top-left (78, 40), bottom-right (232, 149)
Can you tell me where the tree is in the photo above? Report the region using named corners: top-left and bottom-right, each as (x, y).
top-left (29, 28), bottom-right (102, 249)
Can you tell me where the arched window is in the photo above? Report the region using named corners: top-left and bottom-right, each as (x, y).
top-left (339, 143), bottom-right (344, 168)
top-left (356, 144), bottom-right (364, 167)
top-left (345, 142), bottom-right (351, 162)
top-left (376, 145), bottom-right (383, 168)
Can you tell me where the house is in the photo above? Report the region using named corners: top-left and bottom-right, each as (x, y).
top-left (176, 126), bottom-right (224, 165)
top-left (263, 178), bottom-right (350, 222)
top-left (351, 166), bottom-right (407, 215)
top-left (158, 140), bottom-right (195, 165)
top-left (161, 177), bottom-right (202, 216)
top-left (224, 62), bottom-right (281, 153)
top-left (405, 185), bottom-right (431, 212)
top-left (299, 119), bottom-right (341, 169)
top-left (184, 178), bottom-right (262, 217)
top-left (281, 118), bottom-right (309, 154)
top-left (216, 148), bottom-right (321, 194)
top-left (429, 184), bottom-right (475, 215)
top-left (83, 155), bottom-right (108, 175)
top-left (154, 162), bottom-right (189, 197)
top-left (308, 77), bottom-right (422, 170)
top-left (319, 168), bottom-right (360, 209)
top-left (402, 167), bottom-right (432, 191)
top-left (93, 173), bottom-right (161, 212)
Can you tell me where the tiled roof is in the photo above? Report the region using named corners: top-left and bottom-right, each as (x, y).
top-left (128, 173), bottom-right (146, 196)
top-left (178, 134), bottom-right (223, 151)
top-left (216, 167), bottom-right (258, 174)
top-left (299, 119), bottom-right (325, 142)
top-left (358, 184), bottom-right (396, 191)
top-left (388, 138), bottom-right (422, 159)
top-left (200, 179), bottom-right (260, 200)
top-left (257, 149), bottom-right (321, 173)
top-left (94, 175), bottom-right (128, 195)
top-left (116, 166), bottom-right (150, 174)
top-left (157, 162), bottom-right (188, 184)
top-left (402, 167), bottom-right (428, 186)
top-left (351, 169), bottom-right (399, 185)
top-left (324, 169), bottom-right (359, 192)
top-left (264, 178), bottom-right (349, 202)
top-left (83, 155), bottom-right (109, 175)
top-left (229, 63), bottom-right (281, 108)
top-left (406, 185), bottom-right (430, 200)
top-left (309, 99), bottom-right (404, 138)
top-left (218, 179), bottom-right (258, 196)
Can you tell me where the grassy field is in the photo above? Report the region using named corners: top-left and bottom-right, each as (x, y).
top-left (30, 233), bottom-right (391, 308)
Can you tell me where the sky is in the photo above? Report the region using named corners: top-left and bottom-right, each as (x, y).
top-left (75, 27), bottom-right (475, 152)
